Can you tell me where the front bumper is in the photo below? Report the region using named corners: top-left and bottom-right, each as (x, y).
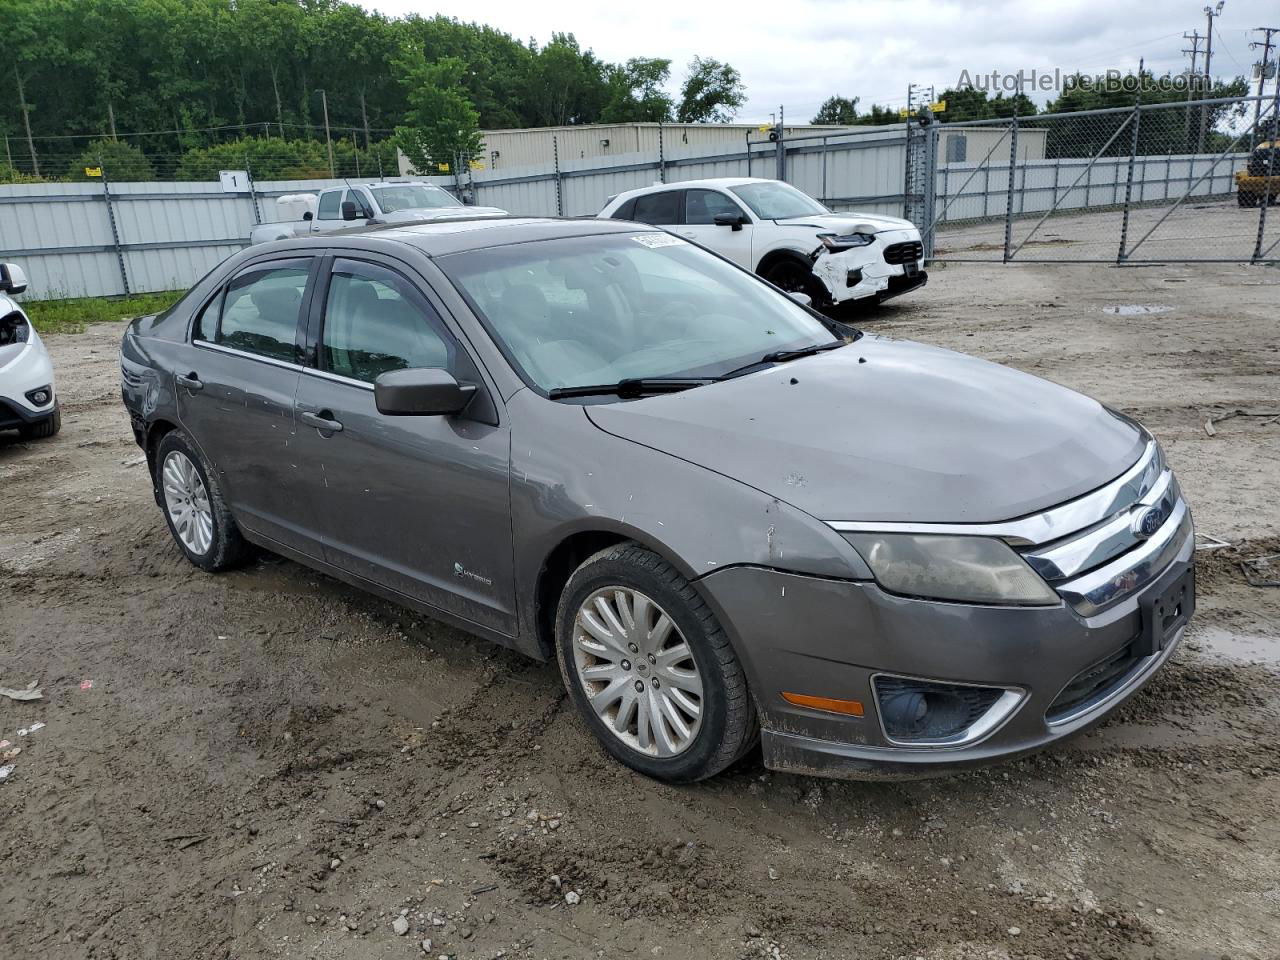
top-left (813, 229), bottom-right (926, 304)
top-left (697, 521), bottom-right (1194, 780)
top-left (0, 336), bottom-right (57, 430)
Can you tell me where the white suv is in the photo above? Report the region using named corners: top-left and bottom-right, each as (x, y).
top-left (598, 178), bottom-right (926, 307)
top-left (0, 263), bottom-right (60, 440)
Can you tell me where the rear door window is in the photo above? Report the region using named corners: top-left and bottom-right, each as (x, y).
top-left (631, 191), bottom-right (682, 225)
top-left (213, 260), bottom-right (311, 363)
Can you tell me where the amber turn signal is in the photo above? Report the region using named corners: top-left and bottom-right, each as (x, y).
top-left (781, 692), bottom-right (865, 717)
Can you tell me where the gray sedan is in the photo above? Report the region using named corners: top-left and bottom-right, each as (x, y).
top-left (120, 217), bottom-right (1194, 782)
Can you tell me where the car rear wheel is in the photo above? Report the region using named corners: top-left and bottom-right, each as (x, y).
top-left (1238, 190), bottom-right (1257, 207)
top-left (555, 542), bottom-right (757, 782)
top-left (155, 429), bottom-right (250, 572)
top-left (18, 403), bottom-right (60, 440)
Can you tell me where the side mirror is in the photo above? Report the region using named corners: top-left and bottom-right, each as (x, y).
top-left (785, 290), bottom-right (812, 307)
top-left (714, 213), bottom-right (746, 231)
top-left (302, 211), bottom-right (314, 222)
top-left (0, 262), bottom-right (29, 295)
top-left (340, 200), bottom-right (360, 221)
top-left (374, 368), bottom-right (476, 416)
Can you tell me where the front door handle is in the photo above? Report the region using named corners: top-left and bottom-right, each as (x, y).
top-left (681, 231), bottom-right (696, 239)
top-left (300, 410), bottom-right (343, 433)
top-left (176, 372), bottom-right (203, 391)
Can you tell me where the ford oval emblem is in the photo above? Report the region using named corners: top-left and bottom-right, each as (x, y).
top-left (1131, 505), bottom-right (1167, 540)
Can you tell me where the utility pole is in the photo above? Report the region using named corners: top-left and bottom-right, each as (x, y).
top-left (1199, 1), bottom-right (1226, 153)
top-left (107, 101), bottom-right (117, 141)
top-left (1183, 31), bottom-right (1204, 149)
top-left (318, 88), bottom-right (335, 177)
top-left (1250, 26), bottom-right (1280, 146)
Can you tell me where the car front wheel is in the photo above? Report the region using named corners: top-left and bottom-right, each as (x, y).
top-left (555, 543), bottom-right (758, 782)
top-left (155, 429), bottom-right (250, 572)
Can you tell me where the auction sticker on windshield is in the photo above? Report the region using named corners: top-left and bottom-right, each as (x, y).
top-left (631, 233), bottom-right (685, 248)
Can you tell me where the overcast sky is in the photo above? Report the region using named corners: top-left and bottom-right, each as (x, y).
top-left (363, 0), bottom-right (1277, 123)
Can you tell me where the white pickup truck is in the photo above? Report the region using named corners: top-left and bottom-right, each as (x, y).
top-left (249, 181), bottom-right (507, 245)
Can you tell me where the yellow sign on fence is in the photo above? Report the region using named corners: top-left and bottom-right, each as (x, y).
top-left (84, 166), bottom-right (103, 177)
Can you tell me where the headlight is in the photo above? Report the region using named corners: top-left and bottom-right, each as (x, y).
top-left (819, 232), bottom-right (876, 251)
top-left (842, 533), bottom-right (1059, 606)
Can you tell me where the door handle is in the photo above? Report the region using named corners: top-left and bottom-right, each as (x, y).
top-left (681, 231), bottom-right (696, 239)
top-left (176, 372), bottom-right (203, 391)
top-left (300, 410), bottom-right (343, 433)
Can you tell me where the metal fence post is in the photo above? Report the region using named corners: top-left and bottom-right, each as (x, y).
top-left (1252, 84), bottom-right (1280, 262)
top-left (922, 123), bottom-right (939, 259)
top-left (553, 135), bottom-right (564, 216)
top-left (99, 154), bottom-right (130, 296)
top-left (820, 136), bottom-right (828, 202)
top-left (245, 155), bottom-right (261, 225)
top-left (745, 131), bottom-right (751, 178)
top-left (657, 123), bottom-right (666, 184)
top-left (1118, 104), bottom-right (1142, 263)
top-left (1003, 117), bottom-right (1019, 262)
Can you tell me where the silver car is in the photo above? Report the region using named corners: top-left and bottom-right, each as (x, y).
top-left (120, 218), bottom-right (1194, 783)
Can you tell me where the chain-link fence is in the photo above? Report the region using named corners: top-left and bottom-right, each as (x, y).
top-left (927, 95), bottom-right (1280, 263)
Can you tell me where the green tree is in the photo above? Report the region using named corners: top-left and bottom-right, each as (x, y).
top-left (1043, 70), bottom-right (1248, 157)
top-left (68, 138), bottom-right (154, 181)
top-left (852, 104), bottom-right (902, 126)
top-left (395, 54), bottom-right (483, 173)
top-left (601, 58), bottom-right (674, 123)
top-left (811, 95), bottom-right (859, 125)
top-left (677, 57), bottom-right (745, 123)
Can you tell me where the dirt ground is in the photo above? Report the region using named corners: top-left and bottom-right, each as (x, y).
top-left (2, 258), bottom-right (1279, 960)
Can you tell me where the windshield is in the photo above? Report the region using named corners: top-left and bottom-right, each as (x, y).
top-left (730, 182), bottom-right (829, 220)
top-left (440, 233), bottom-right (837, 395)
top-left (371, 184), bottom-right (462, 213)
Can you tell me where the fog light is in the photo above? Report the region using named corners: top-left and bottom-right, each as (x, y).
top-left (874, 676), bottom-right (1005, 743)
top-left (26, 386), bottom-right (52, 407)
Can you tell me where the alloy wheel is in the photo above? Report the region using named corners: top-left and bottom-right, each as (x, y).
top-left (571, 586), bottom-right (704, 757)
top-left (162, 450), bottom-right (213, 556)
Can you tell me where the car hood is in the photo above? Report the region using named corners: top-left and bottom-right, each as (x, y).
top-left (774, 212), bottom-right (916, 235)
top-left (584, 336), bottom-right (1145, 524)
top-left (383, 207), bottom-right (507, 222)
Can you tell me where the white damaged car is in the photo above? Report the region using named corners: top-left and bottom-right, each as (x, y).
top-left (0, 263), bottom-right (60, 440)
top-left (598, 177), bottom-right (926, 308)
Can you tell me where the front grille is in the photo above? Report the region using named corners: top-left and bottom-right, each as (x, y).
top-left (883, 241), bottom-right (923, 265)
top-left (1046, 642), bottom-right (1141, 722)
top-left (874, 676), bottom-right (1003, 742)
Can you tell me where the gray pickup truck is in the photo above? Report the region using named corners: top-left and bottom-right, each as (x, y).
top-left (248, 181), bottom-right (507, 245)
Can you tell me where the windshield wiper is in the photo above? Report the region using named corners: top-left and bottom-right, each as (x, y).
top-left (548, 377), bottom-right (718, 400)
top-left (720, 340), bottom-right (846, 380)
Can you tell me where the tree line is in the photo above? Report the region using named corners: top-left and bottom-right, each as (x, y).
top-left (2, 0), bottom-right (746, 179)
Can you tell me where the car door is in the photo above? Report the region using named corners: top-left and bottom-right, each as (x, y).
top-left (678, 189), bottom-right (754, 268)
top-left (176, 256), bottom-right (326, 555)
top-left (292, 254), bottom-right (516, 635)
top-left (311, 189), bottom-right (344, 234)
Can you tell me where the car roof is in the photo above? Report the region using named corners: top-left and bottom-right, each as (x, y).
top-left (611, 177), bottom-right (773, 203)
top-left (259, 216), bottom-right (652, 258)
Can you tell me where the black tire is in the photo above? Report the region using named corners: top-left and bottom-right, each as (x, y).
top-left (154, 428), bottom-right (251, 572)
top-left (762, 257), bottom-right (829, 308)
top-left (18, 403), bottom-right (60, 440)
top-left (555, 542), bottom-right (758, 783)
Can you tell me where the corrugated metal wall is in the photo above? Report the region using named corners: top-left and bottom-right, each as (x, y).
top-left (0, 125), bottom-right (1247, 301)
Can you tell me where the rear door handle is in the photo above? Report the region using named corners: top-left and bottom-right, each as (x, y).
top-left (681, 231), bottom-right (696, 239)
top-left (176, 372), bottom-right (203, 391)
top-left (300, 410), bottom-right (343, 433)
